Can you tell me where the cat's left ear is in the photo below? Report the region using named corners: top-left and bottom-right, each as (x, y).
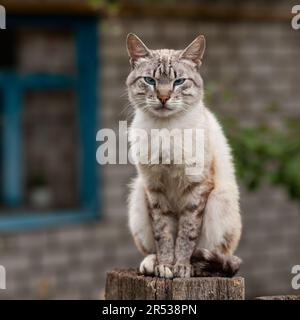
top-left (180, 35), bottom-right (206, 67)
top-left (126, 33), bottom-right (152, 68)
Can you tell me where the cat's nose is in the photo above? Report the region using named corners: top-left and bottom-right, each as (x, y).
top-left (158, 94), bottom-right (170, 105)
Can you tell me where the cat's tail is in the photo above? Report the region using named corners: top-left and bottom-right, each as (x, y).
top-left (191, 248), bottom-right (242, 278)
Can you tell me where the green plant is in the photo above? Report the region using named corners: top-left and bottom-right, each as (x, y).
top-left (205, 81), bottom-right (300, 200)
top-left (223, 116), bottom-right (300, 199)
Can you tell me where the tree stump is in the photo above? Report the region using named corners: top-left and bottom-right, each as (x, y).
top-left (105, 269), bottom-right (245, 300)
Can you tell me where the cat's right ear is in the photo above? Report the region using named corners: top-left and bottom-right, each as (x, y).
top-left (126, 33), bottom-right (151, 68)
top-left (180, 35), bottom-right (206, 67)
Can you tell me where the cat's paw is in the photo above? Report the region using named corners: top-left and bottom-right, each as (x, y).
top-left (173, 262), bottom-right (194, 278)
top-left (154, 264), bottom-right (173, 279)
top-left (139, 254), bottom-right (157, 275)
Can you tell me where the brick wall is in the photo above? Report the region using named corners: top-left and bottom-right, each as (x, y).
top-left (0, 9), bottom-right (300, 299)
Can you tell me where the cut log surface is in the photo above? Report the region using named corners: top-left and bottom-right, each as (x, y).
top-left (105, 269), bottom-right (245, 300)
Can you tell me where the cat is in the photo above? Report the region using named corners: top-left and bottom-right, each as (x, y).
top-left (126, 33), bottom-right (242, 279)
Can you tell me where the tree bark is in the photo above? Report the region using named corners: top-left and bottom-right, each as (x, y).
top-left (105, 269), bottom-right (245, 300)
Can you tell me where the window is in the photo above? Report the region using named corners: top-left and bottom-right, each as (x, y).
top-left (0, 14), bottom-right (99, 231)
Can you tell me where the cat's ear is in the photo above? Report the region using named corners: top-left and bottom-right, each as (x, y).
top-left (126, 33), bottom-right (151, 67)
top-left (180, 35), bottom-right (206, 66)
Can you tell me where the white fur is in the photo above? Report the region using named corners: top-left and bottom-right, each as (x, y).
top-left (139, 254), bottom-right (157, 275)
top-left (128, 101), bottom-right (241, 264)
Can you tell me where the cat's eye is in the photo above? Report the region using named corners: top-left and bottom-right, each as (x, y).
top-left (144, 77), bottom-right (156, 86)
top-left (174, 78), bottom-right (186, 86)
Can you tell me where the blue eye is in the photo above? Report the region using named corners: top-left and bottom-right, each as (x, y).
top-left (144, 77), bottom-right (156, 85)
top-left (174, 78), bottom-right (186, 86)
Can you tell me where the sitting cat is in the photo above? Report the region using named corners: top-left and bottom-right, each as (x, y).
top-left (126, 33), bottom-right (242, 278)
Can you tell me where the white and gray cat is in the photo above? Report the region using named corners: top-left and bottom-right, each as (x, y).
top-left (126, 34), bottom-right (242, 279)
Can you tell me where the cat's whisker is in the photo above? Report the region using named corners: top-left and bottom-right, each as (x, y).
top-left (120, 100), bottom-right (146, 119)
top-left (119, 89), bottom-right (129, 99)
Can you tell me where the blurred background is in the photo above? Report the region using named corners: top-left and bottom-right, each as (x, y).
top-left (0, 0), bottom-right (299, 299)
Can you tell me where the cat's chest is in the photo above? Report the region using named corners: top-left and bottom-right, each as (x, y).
top-left (142, 163), bottom-right (206, 211)
top-left (142, 163), bottom-right (202, 194)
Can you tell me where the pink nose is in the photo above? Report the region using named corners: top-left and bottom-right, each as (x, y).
top-left (158, 95), bottom-right (170, 105)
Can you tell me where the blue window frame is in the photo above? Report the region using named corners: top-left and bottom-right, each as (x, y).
top-left (0, 14), bottom-right (100, 231)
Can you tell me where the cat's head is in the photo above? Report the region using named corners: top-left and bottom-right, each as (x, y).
top-left (126, 33), bottom-right (205, 118)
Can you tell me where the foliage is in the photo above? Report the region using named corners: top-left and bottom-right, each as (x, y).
top-left (224, 116), bottom-right (300, 200)
top-left (89, 0), bottom-right (121, 14)
top-left (206, 82), bottom-right (300, 200)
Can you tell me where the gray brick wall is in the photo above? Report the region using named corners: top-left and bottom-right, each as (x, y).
top-left (0, 221), bottom-right (140, 299)
top-left (1, 7), bottom-right (300, 299)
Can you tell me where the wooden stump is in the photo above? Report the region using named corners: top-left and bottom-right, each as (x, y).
top-left (105, 269), bottom-right (245, 300)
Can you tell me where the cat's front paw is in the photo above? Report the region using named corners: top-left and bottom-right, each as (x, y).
top-left (173, 262), bottom-right (194, 278)
top-left (154, 264), bottom-right (173, 279)
top-left (139, 254), bottom-right (157, 275)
